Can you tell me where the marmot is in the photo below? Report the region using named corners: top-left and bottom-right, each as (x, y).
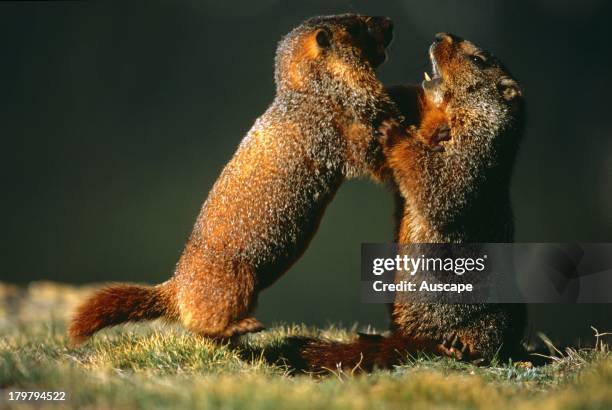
top-left (300, 32), bottom-right (526, 371)
top-left (69, 14), bottom-right (400, 343)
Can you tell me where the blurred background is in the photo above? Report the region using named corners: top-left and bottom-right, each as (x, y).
top-left (1, 0), bottom-right (611, 346)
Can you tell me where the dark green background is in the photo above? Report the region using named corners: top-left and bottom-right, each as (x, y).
top-left (2, 0), bottom-right (611, 345)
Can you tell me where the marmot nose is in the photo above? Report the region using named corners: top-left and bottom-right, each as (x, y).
top-left (368, 16), bottom-right (394, 47)
top-left (435, 32), bottom-right (462, 44)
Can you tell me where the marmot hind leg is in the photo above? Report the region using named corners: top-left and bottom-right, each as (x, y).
top-left (176, 264), bottom-right (260, 339)
top-left (438, 332), bottom-right (482, 363)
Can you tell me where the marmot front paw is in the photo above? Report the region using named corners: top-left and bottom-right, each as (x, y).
top-left (377, 119), bottom-right (411, 148)
top-left (417, 122), bottom-right (451, 151)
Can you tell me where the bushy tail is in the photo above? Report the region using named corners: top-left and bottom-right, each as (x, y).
top-left (300, 333), bottom-right (433, 373)
top-left (68, 281), bottom-right (177, 344)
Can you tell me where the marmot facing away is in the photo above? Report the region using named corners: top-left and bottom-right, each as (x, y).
top-left (69, 14), bottom-right (399, 343)
top-left (300, 33), bottom-right (526, 371)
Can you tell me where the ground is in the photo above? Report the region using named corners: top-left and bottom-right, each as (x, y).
top-left (1, 282), bottom-right (610, 410)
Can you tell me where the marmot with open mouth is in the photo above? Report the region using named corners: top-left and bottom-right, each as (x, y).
top-left (301, 33), bottom-right (526, 371)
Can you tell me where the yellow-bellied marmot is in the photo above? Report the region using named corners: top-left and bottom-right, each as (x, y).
top-left (300, 32), bottom-right (526, 371)
top-left (69, 14), bottom-right (400, 343)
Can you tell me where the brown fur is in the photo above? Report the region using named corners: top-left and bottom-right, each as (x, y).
top-left (387, 33), bottom-right (526, 362)
top-left (69, 14), bottom-right (401, 343)
top-left (300, 332), bottom-right (453, 373)
top-left (300, 33), bottom-right (527, 371)
top-left (69, 283), bottom-right (178, 343)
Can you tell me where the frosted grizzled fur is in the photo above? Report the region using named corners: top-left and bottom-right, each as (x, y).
top-left (389, 34), bottom-right (526, 362)
top-left (301, 33), bottom-right (526, 371)
top-left (69, 14), bottom-right (399, 342)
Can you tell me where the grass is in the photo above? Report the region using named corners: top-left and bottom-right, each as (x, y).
top-left (0, 282), bottom-right (611, 409)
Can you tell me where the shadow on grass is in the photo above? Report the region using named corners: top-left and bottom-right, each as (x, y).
top-left (235, 332), bottom-right (554, 376)
top-left (236, 336), bottom-right (318, 375)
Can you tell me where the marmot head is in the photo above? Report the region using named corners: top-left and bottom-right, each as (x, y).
top-left (275, 14), bottom-right (393, 97)
top-left (421, 33), bottom-right (524, 154)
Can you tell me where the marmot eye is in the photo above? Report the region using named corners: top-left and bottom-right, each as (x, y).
top-left (470, 53), bottom-right (488, 68)
top-left (315, 29), bottom-right (331, 48)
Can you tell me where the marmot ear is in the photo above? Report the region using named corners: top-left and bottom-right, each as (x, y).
top-left (497, 76), bottom-right (522, 102)
top-left (315, 28), bottom-right (331, 49)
